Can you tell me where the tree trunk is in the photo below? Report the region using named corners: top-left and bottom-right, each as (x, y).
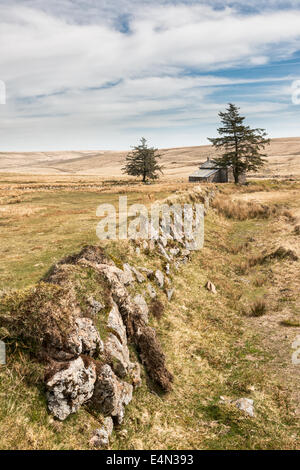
top-left (233, 170), bottom-right (239, 184)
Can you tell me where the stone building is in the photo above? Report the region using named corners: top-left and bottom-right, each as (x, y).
top-left (189, 157), bottom-right (245, 183)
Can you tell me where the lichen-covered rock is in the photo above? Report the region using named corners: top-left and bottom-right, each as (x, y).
top-left (109, 265), bottom-right (134, 286)
top-left (106, 302), bottom-right (140, 379)
top-left (122, 264), bottom-right (135, 285)
top-left (87, 297), bottom-right (104, 316)
top-left (157, 243), bottom-right (171, 262)
top-left (107, 302), bottom-right (127, 345)
top-left (142, 240), bottom-right (148, 250)
top-left (129, 362), bottom-right (141, 388)
top-left (105, 333), bottom-right (131, 378)
top-left (63, 317), bottom-right (103, 359)
top-left (93, 364), bottom-right (133, 424)
top-left (154, 270), bottom-right (164, 289)
top-left (147, 283), bottom-right (157, 299)
top-left (233, 398), bottom-right (255, 417)
top-left (205, 280), bottom-right (217, 294)
top-left (131, 266), bottom-right (146, 283)
top-left (138, 267), bottom-right (154, 278)
top-left (89, 417), bottom-right (114, 448)
top-left (46, 357), bottom-right (96, 421)
top-left (166, 288), bottom-right (174, 301)
top-left (133, 294), bottom-right (149, 324)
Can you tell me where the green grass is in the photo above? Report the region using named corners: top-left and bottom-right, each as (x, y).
top-left (0, 180), bottom-right (299, 449)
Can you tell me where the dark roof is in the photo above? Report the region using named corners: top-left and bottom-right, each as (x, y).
top-left (200, 158), bottom-right (220, 169)
top-left (189, 168), bottom-right (219, 178)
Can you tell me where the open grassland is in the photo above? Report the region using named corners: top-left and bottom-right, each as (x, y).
top-left (0, 177), bottom-right (300, 449)
top-left (1, 137), bottom-right (300, 179)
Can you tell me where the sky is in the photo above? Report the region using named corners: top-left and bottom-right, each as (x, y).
top-left (0, 0), bottom-right (300, 151)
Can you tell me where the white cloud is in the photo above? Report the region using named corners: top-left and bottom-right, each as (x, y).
top-left (0, 2), bottom-right (300, 150)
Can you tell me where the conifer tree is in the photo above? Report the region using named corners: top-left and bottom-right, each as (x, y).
top-left (208, 103), bottom-right (269, 183)
top-left (122, 137), bottom-right (163, 182)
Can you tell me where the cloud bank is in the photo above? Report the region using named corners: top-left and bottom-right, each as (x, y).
top-left (0, 1), bottom-right (299, 150)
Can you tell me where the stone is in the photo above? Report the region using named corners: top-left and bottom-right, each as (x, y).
top-left (169, 248), bottom-right (180, 257)
top-left (148, 240), bottom-right (156, 251)
top-left (97, 264), bottom-right (133, 286)
top-left (105, 333), bottom-right (131, 378)
top-left (89, 417), bottom-right (113, 448)
top-left (122, 263), bottom-right (135, 285)
top-left (138, 267), bottom-right (154, 278)
top-left (129, 361), bottom-right (142, 388)
top-left (205, 281), bottom-right (217, 294)
top-left (134, 294), bottom-right (149, 324)
top-left (147, 283), bottom-right (157, 299)
top-left (233, 398), bottom-right (255, 417)
top-left (158, 235), bottom-right (168, 248)
top-left (166, 288), bottom-right (174, 301)
top-left (181, 249), bottom-right (191, 258)
top-left (67, 317), bottom-right (104, 357)
top-left (165, 263), bottom-right (170, 275)
top-left (87, 297), bottom-right (104, 316)
top-left (46, 357), bottom-right (97, 421)
top-left (157, 243), bottom-right (171, 261)
top-left (149, 224), bottom-right (159, 241)
top-left (170, 223), bottom-right (183, 242)
top-left (107, 302), bottom-right (127, 345)
top-left (131, 266), bottom-right (146, 283)
top-left (93, 364), bottom-right (133, 424)
top-left (154, 270), bottom-right (164, 289)
top-left (142, 240), bottom-right (148, 250)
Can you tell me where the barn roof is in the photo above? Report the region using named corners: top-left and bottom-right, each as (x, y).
top-left (200, 158), bottom-right (220, 169)
top-left (189, 168), bottom-right (219, 178)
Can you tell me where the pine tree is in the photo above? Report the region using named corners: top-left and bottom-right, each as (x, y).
top-left (122, 137), bottom-right (163, 182)
top-left (208, 103), bottom-right (270, 183)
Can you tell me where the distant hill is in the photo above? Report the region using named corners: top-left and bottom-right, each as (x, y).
top-left (0, 137), bottom-right (299, 178)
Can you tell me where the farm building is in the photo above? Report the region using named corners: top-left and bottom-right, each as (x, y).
top-left (188, 157), bottom-right (245, 183)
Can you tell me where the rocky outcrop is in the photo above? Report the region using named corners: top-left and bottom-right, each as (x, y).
top-left (89, 417), bottom-right (114, 448)
top-left (1, 186), bottom-right (217, 446)
top-left (205, 280), bottom-right (217, 294)
top-left (92, 364), bottom-right (133, 424)
top-left (154, 270), bottom-right (164, 288)
top-left (71, 317), bottom-right (104, 356)
top-left (233, 398), bottom-right (255, 417)
top-left (133, 294), bottom-right (149, 324)
top-left (46, 357), bottom-right (97, 421)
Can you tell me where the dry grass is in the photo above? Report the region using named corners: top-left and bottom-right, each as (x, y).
top-left (248, 299), bottom-right (267, 317)
top-left (1, 137), bottom-right (300, 179)
top-left (212, 197), bottom-right (280, 220)
top-left (294, 225), bottom-right (300, 235)
top-left (149, 299), bottom-right (165, 320)
top-left (0, 178), bottom-right (300, 449)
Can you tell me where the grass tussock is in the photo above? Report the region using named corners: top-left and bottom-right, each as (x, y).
top-left (248, 299), bottom-right (267, 317)
top-left (149, 299), bottom-right (165, 320)
top-left (280, 318), bottom-right (300, 327)
top-left (212, 197), bottom-right (279, 221)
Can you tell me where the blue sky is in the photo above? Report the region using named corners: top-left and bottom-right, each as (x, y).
top-left (0, 0), bottom-right (300, 151)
